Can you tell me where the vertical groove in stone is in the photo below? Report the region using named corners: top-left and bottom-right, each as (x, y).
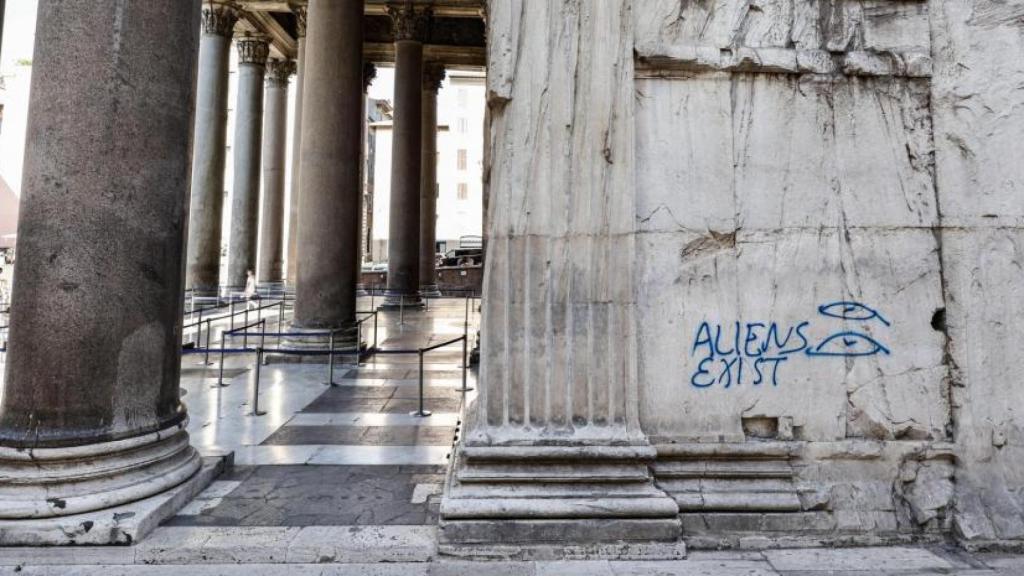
top-left (472, 0), bottom-right (638, 443)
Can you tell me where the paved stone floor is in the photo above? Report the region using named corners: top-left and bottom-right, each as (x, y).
top-left (5, 300), bottom-right (1024, 573)
top-left (0, 546), bottom-right (1023, 574)
top-left (170, 296), bottom-right (473, 525)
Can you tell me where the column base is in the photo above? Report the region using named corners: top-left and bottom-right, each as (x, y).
top-left (0, 454), bottom-right (228, 545)
top-left (266, 324), bottom-right (366, 364)
top-left (379, 293), bottom-right (425, 311)
top-left (419, 284), bottom-right (442, 298)
top-left (439, 442), bottom-right (683, 558)
top-left (0, 420), bottom-right (202, 520)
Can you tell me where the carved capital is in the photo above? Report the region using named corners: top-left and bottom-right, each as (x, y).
top-left (363, 62), bottom-right (378, 92)
top-left (423, 63), bottom-right (446, 93)
top-left (201, 1), bottom-right (239, 38)
top-left (266, 59), bottom-right (296, 88)
top-left (387, 2), bottom-right (432, 43)
top-left (236, 34), bottom-right (270, 66)
top-left (290, 3), bottom-right (308, 39)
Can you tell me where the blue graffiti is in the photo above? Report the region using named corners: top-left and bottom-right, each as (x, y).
top-left (689, 301), bottom-right (892, 390)
top-left (818, 301), bottom-right (891, 327)
top-left (805, 331), bottom-right (891, 357)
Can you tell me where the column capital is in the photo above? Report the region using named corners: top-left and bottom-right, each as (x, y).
top-left (363, 62), bottom-right (378, 92)
top-left (387, 2), bottom-right (432, 42)
top-left (236, 34), bottom-right (271, 66)
top-left (423, 63), bottom-right (446, 93)
top-left (201, 0), bottom-right (239, 38)
top-left (266, 59), bottom-right (296, 88)
top-left (290, 3), bottom-right (308, 38)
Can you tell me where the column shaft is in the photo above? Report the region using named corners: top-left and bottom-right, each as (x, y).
top-left (285, 5), bottom-right (306, 287)
top-left (186, 2), bottom-right (238, 294)
top-left (257, 60), bottom-right (293, 284)
top-left (419, 65), bottom-right (444, 296)
top-left (293, 0), bottom-right (364, 329)
top-left (0, 0), bottom-right (201, 517)
top-left (385, 3), bottom-right (429, 304)
top-left (227, 35), bottom-right (269, 288)
top-left (386, 39), bottom-right (424, 302)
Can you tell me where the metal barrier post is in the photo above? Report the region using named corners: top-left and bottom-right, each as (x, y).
top-left (278, 301), bottom-right (285, 338)
top-left (411, 348), bottom-right (432, 417)
top-left (243, 307), bottom-right (250, 348)
top-left (400, 296), bottom-right (405, 326)
top-left (216, 336), bottom-right (227, 387)
top-left (373, 312), bottom-right (379, 350)
top-left (230, 299), bottom-right (237, 330)
top-left (251, 347), bottom-right (267, 416)
top-left (459, 296), bottom-right (473, 392)
top-left (202, 319), bottom-right (214, 366)
top-left (355, 322), bottom-right (362, 365)
top-left (325, 329), bottom-right (337, 386)
top-left (260, 319), bottom-right (267, 365)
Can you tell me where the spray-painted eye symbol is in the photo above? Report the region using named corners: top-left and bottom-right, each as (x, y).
top-left (818, 301), bottom-right (891, 327)
top-left (806, 332), bottom-right (891, 357)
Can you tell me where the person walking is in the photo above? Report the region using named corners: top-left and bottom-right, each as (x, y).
top-left (243, 269), bottom-right (259, 310)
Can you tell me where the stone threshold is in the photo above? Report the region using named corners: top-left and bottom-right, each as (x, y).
top-left (0, 525), bottom-right (436, 565)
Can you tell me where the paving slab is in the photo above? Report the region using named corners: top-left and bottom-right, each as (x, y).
top-left (764, 547), bottom-right (954, 572)
top-left (609, 560), bottom-right (777, 575)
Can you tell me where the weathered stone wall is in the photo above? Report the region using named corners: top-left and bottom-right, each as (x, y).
top-left (930, 0), bottom-right (1024, 546)
top-left (453, 0), bottom-right (1024, 549)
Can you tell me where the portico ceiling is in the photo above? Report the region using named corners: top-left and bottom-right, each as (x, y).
top-left (233, 0), bottom-right (486, 68)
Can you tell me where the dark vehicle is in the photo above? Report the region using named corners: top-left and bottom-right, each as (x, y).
top-left (440, 247), bottom-right (483, 268)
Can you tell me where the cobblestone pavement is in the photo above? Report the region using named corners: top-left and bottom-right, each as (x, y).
top-left (0, 545), bottom-right (1022, 575)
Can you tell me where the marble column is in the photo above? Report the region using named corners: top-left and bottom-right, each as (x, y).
top-left (439, 0), bottom-right (680, 548)
top-left (285, 3), bottom-right (307, 287)
top-left (0, 0), bottom-right (201, 518)
top-left (227, 34), bottom-right (270, 289)
top-left (257, 59), bottom-right (294, 284)
top-left (419, 64), bottom-right (445, 297)
top-left (292, 0), bottom-right (364, 333)
top-left (186, 0), bottom-right (238, 294)
top-left (384, 2), bottom-right (430, 307)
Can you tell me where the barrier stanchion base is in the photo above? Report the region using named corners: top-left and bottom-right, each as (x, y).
top-left (410, 410), bottom-right (433, 417)
top-left (250, 410), bottom-right (267, 417)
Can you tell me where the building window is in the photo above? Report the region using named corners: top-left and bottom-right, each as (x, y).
top-left (457, 117), bottom-right (468, 133)
top-left (457, 88), bottom-right (468, 107)
top-left (457, 149), bottom-right (468, 171)
top-left (457, 183), bottom-right (469, 200)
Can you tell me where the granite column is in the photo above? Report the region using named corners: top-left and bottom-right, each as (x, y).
top-left (419, 64), bottom-right (444, 297)
top-left (0, 0), bottom-right (202, 518)
top-left (186, 0), bottom-right (238, 294)
top-left (292, 0), bottom-right (364, 333)
top-left (359, 62), bottom-right (377, 272)
top-left (257, 59), bottom-right (294, 284)
top-left (285, 4), bottom-right (307, 287)
top-left (385, 2), bottom-right (430, 307)
top-left (227, 34), bottom-right (270, 289)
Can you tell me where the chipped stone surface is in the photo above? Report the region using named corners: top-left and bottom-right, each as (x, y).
top-left (929, 0), bottom-right (1024, 545)
top-left (452, 0), bottom-right (1024, 548)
